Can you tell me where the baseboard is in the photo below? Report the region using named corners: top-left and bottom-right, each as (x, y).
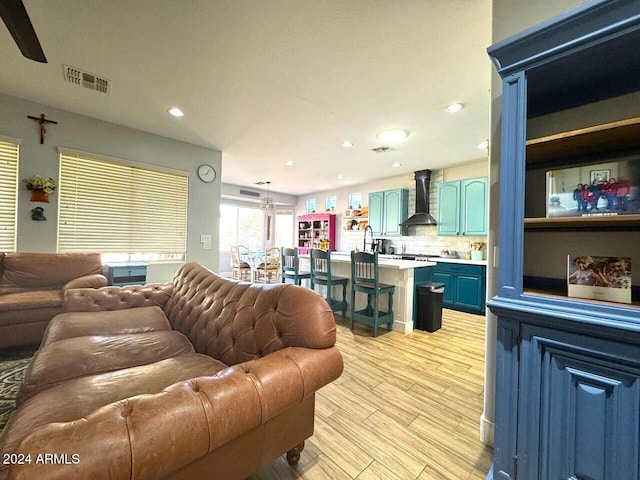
top-left (480, 413), bottom-right (494, 447)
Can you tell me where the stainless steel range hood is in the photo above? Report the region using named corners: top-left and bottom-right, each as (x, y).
top-left (400, 169), bottom-right (437, 226)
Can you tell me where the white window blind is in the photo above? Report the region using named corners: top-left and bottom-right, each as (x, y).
top-left (0, 140), bottom-right (18, 252)
top-left (58, 153), bottom-right (188, 257)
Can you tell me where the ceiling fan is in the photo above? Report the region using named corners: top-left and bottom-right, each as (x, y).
top-left (0, 0), bottom-right (47, 63)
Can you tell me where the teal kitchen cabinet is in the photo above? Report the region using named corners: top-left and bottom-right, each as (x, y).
top-left (437, 177), bottom-right (487, 236)
top-left (432, 262), bottom-right (485, 314)
top-left (413, 262), bottom-right (486, 317)
top-left (368, 189), bottom-right (408, 236)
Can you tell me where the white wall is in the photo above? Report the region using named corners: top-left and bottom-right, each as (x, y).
top-left (0, 93), bottom-right (222, 282)
top-left (294, 160), bottom-right (488, 255)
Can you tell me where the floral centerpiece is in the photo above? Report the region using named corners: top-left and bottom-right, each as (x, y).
top-left (23, 175), bottom-right (56, 202)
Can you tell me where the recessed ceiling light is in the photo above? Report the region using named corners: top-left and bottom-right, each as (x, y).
top-left (285, 160), bottom-right (295, 166)
top-left (167, 107), bottom-right (184, 117)
top-left (337, 175), bottom-right (344, 180)
top-left (445, 103), bottom-right (464, 113)
top-left (391, 162), bottom-right (402, 168)
top-left (477, 140), bottom-right (489, 149)
top-left (342, 141), bottom-right (354, 148)
top-left (377, 129), bottom-right (409, 143)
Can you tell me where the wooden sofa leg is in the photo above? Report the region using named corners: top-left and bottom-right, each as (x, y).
top-left (286, 441), bottom-right (305, 465)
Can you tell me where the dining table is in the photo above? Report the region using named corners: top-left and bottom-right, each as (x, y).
top-left (240, 251), bottom-right (267, 283)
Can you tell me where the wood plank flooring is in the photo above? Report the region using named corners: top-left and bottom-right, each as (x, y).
top-left (249, 309), bottom-right (492, 480)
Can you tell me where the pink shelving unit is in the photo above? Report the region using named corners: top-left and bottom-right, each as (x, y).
top-left (297, 213), bottom-right (336, 254)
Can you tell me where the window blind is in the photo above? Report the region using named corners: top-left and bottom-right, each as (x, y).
top-left (0, 140), bottom-right (18, 252)
top-left (58, 153), bottom-right (188, 256)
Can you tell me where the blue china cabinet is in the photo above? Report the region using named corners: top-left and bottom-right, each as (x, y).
top-left (487, 2), bottom-right (640, 480)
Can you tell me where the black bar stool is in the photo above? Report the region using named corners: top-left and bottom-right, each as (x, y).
top-left (350, 251), bottom-right (395, 336)
top-left (310, 249), bottom-right (348, 317)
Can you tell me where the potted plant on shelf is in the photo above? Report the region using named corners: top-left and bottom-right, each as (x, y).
top-left (23, 175), bottom-right (56, 202)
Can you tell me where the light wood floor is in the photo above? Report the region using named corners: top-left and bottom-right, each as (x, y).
top-left (249, 309), bottom-right (492, 480)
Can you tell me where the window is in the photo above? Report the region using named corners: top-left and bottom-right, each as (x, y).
top-left (0, 139), bottom-right (18, 252)
top-left (275, 210), bottom-right (294, 248)
top-left (58, 151), bottom-right (188, 262)
top-left (348, 193), bottom-right (362, 209)
top-left (219, 204), bottom-right (264, 252)
top-left (325, 196), bottom-right (337, 212)
top-left (306, 199), bottom-right (316, 213)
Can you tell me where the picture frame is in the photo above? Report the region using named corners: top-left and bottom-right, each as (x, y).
top-left (545, 159), bottom-right (639, 218)
top-left (567, 255), bottom-right (632, 304)
top-left (589, 169), bottom-right (611, 184)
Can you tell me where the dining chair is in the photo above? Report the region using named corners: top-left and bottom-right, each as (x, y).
top-left (281, 247), bottom-right (311, 286)
top-left (230, 245), bottom-right (251, 281)
top-left (310, 249), bottom-right (348, 317)
top-left (254, 247), bottom-right (281, 283)
top-left (350, 251), bottom-right (395, 337)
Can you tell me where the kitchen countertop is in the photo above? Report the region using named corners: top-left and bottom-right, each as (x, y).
top-left (431, 257), bottom-right (487, 266)
top-left (299, 252), bottom-right (435, 270)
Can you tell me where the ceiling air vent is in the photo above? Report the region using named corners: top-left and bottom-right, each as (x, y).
top-left (372, 146), bottom-right (393, 154)
top-left (63, 64), bottom-right (111, 94)
top-left (239, 189), bottom-right (260, 198)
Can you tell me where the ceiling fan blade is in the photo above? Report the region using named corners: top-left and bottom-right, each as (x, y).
top-left (0, 0), bottom-right (47, 63)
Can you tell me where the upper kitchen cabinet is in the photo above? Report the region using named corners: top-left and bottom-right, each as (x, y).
top-left (368, 189), bottom-right (408, 236)
top-left (437, 177), bottom-right (488, 236)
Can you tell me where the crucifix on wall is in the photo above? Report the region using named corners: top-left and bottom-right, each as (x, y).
top-left (27, 113), bottom-right (58, 144)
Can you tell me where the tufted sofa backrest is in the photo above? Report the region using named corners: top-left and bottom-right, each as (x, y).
top-left (0, 252), bottom-right (103, 295)
top-left (165, 263), bottom-right (337, 366)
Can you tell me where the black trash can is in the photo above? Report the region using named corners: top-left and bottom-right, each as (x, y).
top-left (416, 282), bottom-right (445, 332)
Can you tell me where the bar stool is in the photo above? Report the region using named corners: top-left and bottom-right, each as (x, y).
top-left (281, 247), bottom-right (311, 286)
top-left (350, 251), bottom-right (395, 337)
top-left (310, 249), bottom-right (348, 317)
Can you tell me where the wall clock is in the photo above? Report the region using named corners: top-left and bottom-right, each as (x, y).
top-left (197, 164), bottom-right (216, 183)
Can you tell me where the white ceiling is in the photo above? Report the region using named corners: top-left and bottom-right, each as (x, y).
top-left (0, 0), bottom-right (492, 196)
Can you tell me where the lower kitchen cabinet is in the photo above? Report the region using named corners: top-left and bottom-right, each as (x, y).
top-left (421, 262), bottom-right (486, 315)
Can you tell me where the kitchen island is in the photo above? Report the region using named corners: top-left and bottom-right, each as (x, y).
top-left (299, 252), bottom-right (435, 334)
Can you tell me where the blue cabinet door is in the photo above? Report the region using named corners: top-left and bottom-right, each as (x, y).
top-left (432, 271), bottom-right (455, 306)
top-left (518, 324), bottom-right (640, 480)
top-left (460, 177), bottom-right (488, 236)
top-left (454, 274), bottom-right (484, 312)
top-left (437, 181), bottom-right (460, 236)
top-left (383, 189), bottom-right (408, 236)
top-left (368, 191), bottom-right (384, 235)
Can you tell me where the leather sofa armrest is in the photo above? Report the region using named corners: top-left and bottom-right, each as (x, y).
top-left (5, 347), bottom-right (342, 480)
top-left (62, 274), bottom-right (108, 291)
top-left (63, 283), bottom-right (173, 312)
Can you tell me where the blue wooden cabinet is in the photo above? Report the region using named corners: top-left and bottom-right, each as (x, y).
top-left (415, 262), bottom-right (486, 316)
top-left (368, 189), bottom-right (408, 236)
top-left (487, 2), bottom-right (640, 480)
top-left (103, 262), bottom-right (148, 286)
top-left (437, 177), bottom-right (487, 236)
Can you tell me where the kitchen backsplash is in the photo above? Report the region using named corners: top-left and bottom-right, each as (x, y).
top-left (342, 229), bottom-right (486, 256)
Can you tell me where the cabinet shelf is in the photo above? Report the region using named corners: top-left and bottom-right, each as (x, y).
top-left (524, 288), bottom-right (640, 309)
top-left (524, 214), bottom-right (640, 229)
top-left (526, 116), bottom-right (640, 165)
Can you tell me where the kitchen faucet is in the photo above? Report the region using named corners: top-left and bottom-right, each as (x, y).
top-left (363, 225), bottom-right (374, 252)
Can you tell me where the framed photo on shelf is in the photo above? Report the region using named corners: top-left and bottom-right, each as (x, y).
top-left (567, 255), bottom-right (632, 304)
top-left (545, 159), bottom-right (640, 218)
top-left (590, 169), bottom-right (611, 184)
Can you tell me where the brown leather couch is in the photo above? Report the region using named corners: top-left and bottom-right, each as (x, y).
top-left (0, 252), bottom-right (106, 349)
top-left (0, 262), bottom-right (343, 480)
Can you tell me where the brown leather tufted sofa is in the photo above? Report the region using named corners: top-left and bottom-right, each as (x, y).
top-left (0, 252), bottom-right (106, 349)
top-left (0, 262), bottom-right (343, 480)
